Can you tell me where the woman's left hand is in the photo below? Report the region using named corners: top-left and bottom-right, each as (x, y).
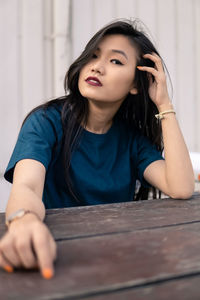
top-left (137, 53), bottom-right (171, 110)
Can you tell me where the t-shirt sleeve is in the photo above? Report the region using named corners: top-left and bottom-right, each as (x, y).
top-left (4, 109), bottom-right (58, 183)
top-left (135, 132), bottom-right (164, 187)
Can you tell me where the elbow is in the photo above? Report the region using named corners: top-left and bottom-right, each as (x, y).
top-left (168, 185), bottom-right (195, 200)
top-left (166, 173), bottom-right (195, 200)
top-left (170, 191), bottom-right (193, 200)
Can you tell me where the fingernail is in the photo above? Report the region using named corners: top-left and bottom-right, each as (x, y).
top-left (42, 268), bottom-right (53, 279)
top-left (137, 66), bottom-right (143, 69)
top-left (4, 265), bottom-right (13, 273)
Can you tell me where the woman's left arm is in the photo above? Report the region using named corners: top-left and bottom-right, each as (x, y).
top-left (137, 53), bottom-right (195, 199)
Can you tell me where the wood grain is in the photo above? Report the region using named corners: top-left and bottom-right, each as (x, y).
top-left (0, 195), bottom-right (200, 299)
top-left (19, 195), bottom-right (200, 239)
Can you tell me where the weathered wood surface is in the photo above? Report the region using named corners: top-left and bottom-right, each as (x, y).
top-left (83, 275), bottom-right (200, 300)
top-left (1, 194), bottom-right (200, 239)
top-left (0, 194), bottom-right (200, 299)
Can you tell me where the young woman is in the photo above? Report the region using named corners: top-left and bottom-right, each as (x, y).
top-left (0, 20), bottom-right (194, 279)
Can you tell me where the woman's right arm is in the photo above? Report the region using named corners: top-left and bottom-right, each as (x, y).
top-left (0, 159), bottom-right (57, 279)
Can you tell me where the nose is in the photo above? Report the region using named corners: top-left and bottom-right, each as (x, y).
top-left (91, 60), bottom-right (105, 75)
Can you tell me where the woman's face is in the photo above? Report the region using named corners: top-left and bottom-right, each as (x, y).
top-left (78, 34), bottom-right (138, 105)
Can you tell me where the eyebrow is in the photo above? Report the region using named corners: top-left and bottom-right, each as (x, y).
top-left (96, 47), bottom-right (128, 60)
top-left (111, 49), bottom-right (128, 60)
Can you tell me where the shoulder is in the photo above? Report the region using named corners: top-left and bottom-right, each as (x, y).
top-left (25, 102), bottom-right (62, 125)
top-left (22, 102), bottom-right (63, 139)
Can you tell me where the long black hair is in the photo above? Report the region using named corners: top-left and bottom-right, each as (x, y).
top-left (22, 19), bottom-right (169, 202)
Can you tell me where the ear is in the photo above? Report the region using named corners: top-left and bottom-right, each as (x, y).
top-left (129, 86), bottom-right (138, 95)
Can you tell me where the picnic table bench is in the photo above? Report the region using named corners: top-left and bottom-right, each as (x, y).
top-left (0, 193), bottom-right (200, 299)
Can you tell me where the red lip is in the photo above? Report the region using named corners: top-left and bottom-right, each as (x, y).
top-left (85, 76), bottom-right (102, 86)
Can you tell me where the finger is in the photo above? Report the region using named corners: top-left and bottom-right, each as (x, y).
top-left (143, 53), bottom-right (163, 71)
top-left (0, 251), bottom-right (14, 273)
top-left (147, 72), bottom-right (154, 85)
top-left (32, 229), bottom-right (54, 279)
top-left (15, 237), bottom-right (38, 269)
top-left (50, 238), bottom-right (57, 262)
top-left (0, 234), bottom-right (22, 268)
top-left (137, 66), bottom-right (158, 77)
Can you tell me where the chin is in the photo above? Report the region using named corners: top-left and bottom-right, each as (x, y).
top-left (79, 90), bottom-right (101, 101)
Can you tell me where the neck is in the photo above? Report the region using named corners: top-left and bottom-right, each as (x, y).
top-left (85, 100), bottom-right (123, 134)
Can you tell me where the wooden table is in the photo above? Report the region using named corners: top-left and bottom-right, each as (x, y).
top-left (1, 193), bottom-right (200, 299)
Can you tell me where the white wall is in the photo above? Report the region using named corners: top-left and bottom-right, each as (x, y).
top-left (0, 0), bottom-right (200, 211)
top-left (0, 0), bottom-right (71, 211)
top-left (72, 0), bottom-right (200, 152)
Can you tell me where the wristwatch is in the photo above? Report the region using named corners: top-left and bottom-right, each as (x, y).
top-left (5, 209), bottom-right (37, 227)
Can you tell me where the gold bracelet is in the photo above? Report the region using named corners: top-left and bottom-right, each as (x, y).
top-left (155, 109), bottom-right (176, 120)
top-left (5, 209), bottom-right (40, 228)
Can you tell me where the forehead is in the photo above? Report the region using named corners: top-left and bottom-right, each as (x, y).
top-left (97, 34), bottom-right (137, 60)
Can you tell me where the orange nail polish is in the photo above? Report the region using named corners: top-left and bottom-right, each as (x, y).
top-left (4, 265), bottom-right (13, 273)
top-left (42, 268), bottom-right (53, 279)
top-left (137, 66), bottom-right (143, 69)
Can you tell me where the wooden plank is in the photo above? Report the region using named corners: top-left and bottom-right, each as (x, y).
top-left (1, 195), bottom-right (200, 239)
top-left (46, 197), bottom-right (200, 240)
top-left (85, 276), bottom-right (200, 300)
top-left (0, 223), bottom-right (200, 299)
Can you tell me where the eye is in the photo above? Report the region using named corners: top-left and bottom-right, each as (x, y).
top-left (92, 53), bottom-right (98, 59)
top-left (111, 59), bottom-right (123, 65)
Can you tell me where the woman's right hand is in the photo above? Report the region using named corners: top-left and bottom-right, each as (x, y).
top-left (0, 213), bottom-right (57, 279)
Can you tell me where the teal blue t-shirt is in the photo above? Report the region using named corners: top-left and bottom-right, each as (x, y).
top-left (4, 104), bottom-right (164, 208)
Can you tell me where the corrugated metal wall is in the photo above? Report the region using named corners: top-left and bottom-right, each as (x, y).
top-left (0, 0), bottom-right (199, 211)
